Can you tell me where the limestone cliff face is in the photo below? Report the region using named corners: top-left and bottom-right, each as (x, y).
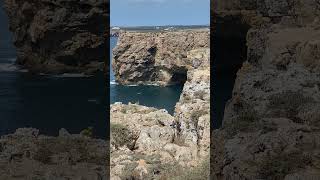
top-left (110, 30), bottom-right (210, 179)
top-left (3, 0), bottom-right (108, 74)
top-left (110, 68), bottom-right (210, 179)
top-left (112, 30), bottom-right (209, 86)
top-left (212, 0), bottom-right (320, 179)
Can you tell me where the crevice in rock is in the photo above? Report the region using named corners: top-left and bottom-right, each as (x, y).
top-left (212, 15), bottom-right (251, 129)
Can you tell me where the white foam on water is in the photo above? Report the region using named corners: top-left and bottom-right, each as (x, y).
top-left (126, 84), bottom-right (138, 87)
top-left (110, 81), bottom-right (117, 85)
top-left (0, 63), bottom-right (18, 72)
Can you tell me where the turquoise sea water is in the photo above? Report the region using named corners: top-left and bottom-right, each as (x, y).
top-left (110, 37), bottom-right (183, 114)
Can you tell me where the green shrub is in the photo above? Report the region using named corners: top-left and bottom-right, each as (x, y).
top-left (111, 123), bottom-right (134, 149)
top-left (80, 127), bottom-right (93, 137)
top-left (172, 158), bottom-right (210, 180)
top-left (119, 154), bottom-right (210, 180)
top-left (149, 157), bottom-right (210, 180)
top-left (120, 162), bottom-right (139, 180)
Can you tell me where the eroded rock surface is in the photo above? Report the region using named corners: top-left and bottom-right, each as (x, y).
top-left (112, 30), bottom-right (209, 86)
top-left (212, 0), bottom-right (320, 179)
top-left (3, 0), bottom-right (108, 74)
top-left (110, 57), bottom-right (210, 179)
top-left (0, 128), bottom-right (107, 180)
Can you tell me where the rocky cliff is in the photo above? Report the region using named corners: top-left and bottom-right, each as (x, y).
top-left (0, 128), bottom-right (107, 179)
top-left (112, 30), bottom-right (209, 86)
top-left (212, 0), bottom-right (320, 179)
top-left (110, 30), bottom-right (210, 179)
top-left (3, 0), bottom-right (108, 74)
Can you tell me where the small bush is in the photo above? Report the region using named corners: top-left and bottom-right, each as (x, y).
top-left (80, 127), bottom-right (93, 137)
top-left (159, 157), bottom-right (209, 180)
top-left (120, 162), bottom-right (139, 180)
top-left (111, 123), bottom-right (134, 149)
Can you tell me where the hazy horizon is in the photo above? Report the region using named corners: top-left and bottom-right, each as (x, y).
top-left (111, 0), bottom-right (210, 27)
top-left (110, 24), bottom-right (210, 27)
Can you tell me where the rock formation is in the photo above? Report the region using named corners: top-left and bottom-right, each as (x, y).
top-left (110, 30), bottom-right (210, 179)
top-left (112, 30), bottom-right (209, 86)
top-left (3, 0), bottom-right (108, 74)
top-left (0, 128), bottom-right (107, 179)
top-left (212, 0), bottom-right (320, 179)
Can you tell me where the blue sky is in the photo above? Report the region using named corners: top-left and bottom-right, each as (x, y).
top-left (111, 0), bottom-right (210, 26)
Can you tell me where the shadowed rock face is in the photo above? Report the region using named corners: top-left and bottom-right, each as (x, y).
top-left (3, 0), bottom-right (108, 74)
top-left (212, 0), bottom-right (320, 179)
top-left (0, 128), bottom-right (108, 179)
top-left (112, 30), bottom-right (209, 86)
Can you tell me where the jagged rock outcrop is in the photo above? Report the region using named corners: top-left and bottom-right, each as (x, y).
top-left (3, 0), bottom-right (108, 74)
top-left (0, 128), bottom-right (107, 179)
top-left (112, 30), bottom-right (209, 86)
top-left (110, 82), bottom-right (210, 179)
top-left (212, 0), bottom-right (320, 179)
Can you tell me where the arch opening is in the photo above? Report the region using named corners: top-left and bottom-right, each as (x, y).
top-left (169, 68), bottom-right (188, 85)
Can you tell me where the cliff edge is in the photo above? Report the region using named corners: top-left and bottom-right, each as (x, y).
top-left (3, 0), bottom-right (108, 74)
top-left (212, 0), bottom-right (320, 179)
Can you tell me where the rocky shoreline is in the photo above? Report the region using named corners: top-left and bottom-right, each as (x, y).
top-left (211, 0), bottom-right (320, 179)
top-left (3, 0), bottom-right (108, 75)
top-left (110, 30), bottom-right (210, 179)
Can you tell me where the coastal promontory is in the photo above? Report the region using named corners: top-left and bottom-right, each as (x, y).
top-left (112, 30), bottom-right (209, 86)
top-left (110, 29), bottom-right (210, 179)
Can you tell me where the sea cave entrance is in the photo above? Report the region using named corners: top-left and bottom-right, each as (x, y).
top-left (168, 68), bottom-right (188, 85)
top-left (212, 15), bottom-right (250, 129)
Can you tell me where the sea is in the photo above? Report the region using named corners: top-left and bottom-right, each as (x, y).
top-left (0, 6), bottom-right (107, 138)
top-left (110, 37), bottom-right (183, 114)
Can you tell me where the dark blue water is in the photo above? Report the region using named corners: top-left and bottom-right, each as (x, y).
top-left (0, 5), bottom-right (107, 138)
top-left (110, 37), bottom-right (183, 114)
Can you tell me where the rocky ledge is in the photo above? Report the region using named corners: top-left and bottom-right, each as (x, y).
top-left (112, 30), bottom-right (209, 86)
top-left (0, 128), bottom-right (107, 180)
top-left (110, 46), bottom-right (210, 179)
top-left (212, 0), bottom-right (320, 179)
top-left (3, 0), bottom-right (108, 74)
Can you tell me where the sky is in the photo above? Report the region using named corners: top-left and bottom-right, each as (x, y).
top-left (111, 0), bottom-right (210, 26)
